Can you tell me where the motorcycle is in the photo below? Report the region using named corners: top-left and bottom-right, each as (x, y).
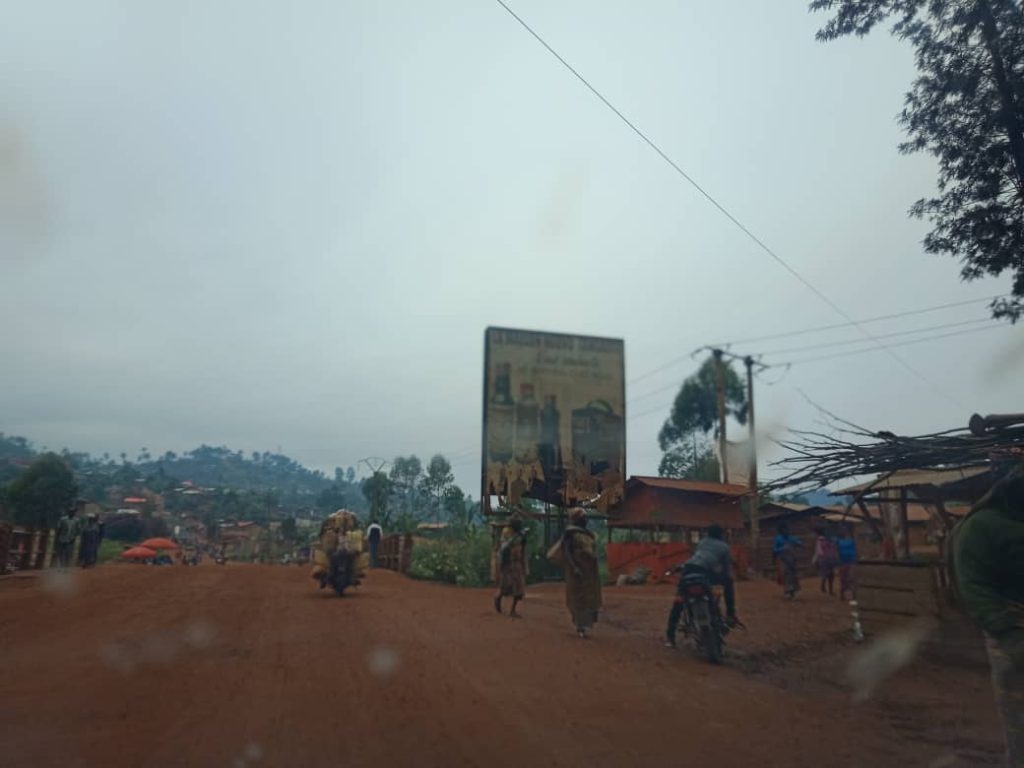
top-left (321, 548), bottom-right (360, 596)
top-left (312, 510), bottom-right (369, 596)
top-left (668, 568), bottom-right (734, 664)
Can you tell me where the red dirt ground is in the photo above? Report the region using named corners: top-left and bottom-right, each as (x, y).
top-left (0, 565), bottom-right (1004, 767)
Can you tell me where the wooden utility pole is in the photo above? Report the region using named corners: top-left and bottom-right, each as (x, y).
top-left (713, 349), bottom-right (728, 483)
top-left (744, 356), bottom-right (759, 569)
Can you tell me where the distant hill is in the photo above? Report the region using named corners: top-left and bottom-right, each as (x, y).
top-left (0, 433), bottom-right (365, 514)
top-left (801, 488), bottom-right (846, 507)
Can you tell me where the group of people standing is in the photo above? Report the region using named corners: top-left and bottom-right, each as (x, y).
top-left (54, 500), bottom-right (105, 569)
top-left (772, 522), bottom-right (858, 602)
top-left (494, 507), bottom-right (602, 638)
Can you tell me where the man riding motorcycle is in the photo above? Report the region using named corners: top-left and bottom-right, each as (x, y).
top-left (665, 524), bottom-right (742, 648)
top-left (312, 510), bottom-right (368, 594)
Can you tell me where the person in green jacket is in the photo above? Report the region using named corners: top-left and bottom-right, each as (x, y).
top-left (54, 502), bottom-right (82, 569)
top-left (954, 460), bottom-right (1024, 766)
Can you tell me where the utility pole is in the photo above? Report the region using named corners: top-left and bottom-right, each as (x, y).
top-left (713, 349), bottom-right (728, 484)
top-left (359, 457), bottom-right (389, 476)
top-left (359, 457), bottom-right (390, 526)
top-left (744, 356), bottom-right (759, 571)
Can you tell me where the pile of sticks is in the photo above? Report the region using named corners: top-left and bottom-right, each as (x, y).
top-left (765, 412), bottom-right (1024, 492)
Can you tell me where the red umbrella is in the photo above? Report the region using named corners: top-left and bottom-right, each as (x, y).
top-left (122, 546), bottom-right (158, 560)
top-left (140, 537), bottom-right (180, 550)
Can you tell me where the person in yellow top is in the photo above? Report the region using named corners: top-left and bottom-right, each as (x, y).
top-left (494, 515), bottom-right (527, 617)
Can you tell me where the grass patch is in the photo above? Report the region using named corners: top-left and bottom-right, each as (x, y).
top-left (98, 539), bottom-right (132, 564)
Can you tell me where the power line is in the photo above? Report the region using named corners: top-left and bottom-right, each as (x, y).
top-left (628, 295), bottom-right (1003, 385)
top-left (759, 316), bottom-right (997, 357)
top-left (779, 322), bottom-right (1010, 367)
top-left (713, 295), bottom-right (1004, 348)
top-left (494, 0), bottom-right (966, 409)
top-left (627, 322), bottom-right (1011, 426)
top-left (628, 378), bottom-right (683, 406)
top-left (627, 316), bottom-right (994, 404)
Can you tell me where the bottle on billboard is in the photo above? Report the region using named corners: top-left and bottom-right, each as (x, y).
top-left (538, 394), bottom-right (562, 481)
top-left (488, 363), bottom-right (514, 463)
top-left (513, 383), bottom-right (539, 463)
top-left (571, 399), bottom-right (624, 475)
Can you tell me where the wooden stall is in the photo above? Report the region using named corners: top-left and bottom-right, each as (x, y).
top-left (378, 534), bottom-right (414, 574)
top-left (754, 503), bottom-right (836, 577)
top-left (834, 467), bottom-right (988, 562)
top-left (854, 560), bottom-right (951, 635)
top-left (606, 476), bottom-right (747, 581)
top-left (2, 526), bottom-right (54, 573)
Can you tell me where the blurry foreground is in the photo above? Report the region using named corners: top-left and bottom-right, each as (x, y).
top-left (0, 565), bottom-right (1004, 767)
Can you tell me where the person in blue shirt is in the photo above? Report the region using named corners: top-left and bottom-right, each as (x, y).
top-left (836, 524), bottom-right (858, 601)
top-left (772, 523), bottom-right (804, 599)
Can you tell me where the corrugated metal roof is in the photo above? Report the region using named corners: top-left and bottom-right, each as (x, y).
top-left (761, 501), bottom-right (812, 514)
top-left (758, 502), bottom-right (851, 523)
top-left (626, 476), bottom-right (749, 497)
top-left (832, 466), bottom-right (989, 495)
top-left (820, 502), bottom-right (969, 523)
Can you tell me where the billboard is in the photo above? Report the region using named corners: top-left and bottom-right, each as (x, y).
top-left (481, 327), bottom-right (626, 513)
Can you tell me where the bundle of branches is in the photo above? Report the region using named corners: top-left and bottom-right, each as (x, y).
top-left (765, 412), bottom-right (1024, 492)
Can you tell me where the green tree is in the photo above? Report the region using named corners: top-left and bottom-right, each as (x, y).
top-left (811, 0), bottom-right (1024, 320)
top-left (6, 453), bottom-right (78, 528)
top-left (658, 437), bottom-right (721, 482)
top-left (280, 516), bottom-right (298, 542)
top-left (421, 454), bottom-right (454, 525)
top-left (315, 483), bottom-right (347, 514)
top-left (0, 433), bottom-right (36, 486)
top-left (442, 485), bottom-right (469, 529)
top-left (657, 356), bottom-right (746, 481)
top-left (362, 471), bottom-right (393, 527)
top-left (389, 455), bottom-right (423, 520)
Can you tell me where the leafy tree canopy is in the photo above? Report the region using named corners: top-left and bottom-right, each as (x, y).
top-left (657, 356), bottom-right (746, 482)
top-left (362, 471), bottom-right (393, 527)
top-left (5, 453), bottom-right (78, 528)
top-left (811, 0), bottom-right (1024, 320)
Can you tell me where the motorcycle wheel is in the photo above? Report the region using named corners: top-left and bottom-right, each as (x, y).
top-left (701, 626), bottom-right (723, 664)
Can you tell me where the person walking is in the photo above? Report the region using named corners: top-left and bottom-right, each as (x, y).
top-left (812, 526), bottom-right (838, 596)
top-left (559, 508), bottom-right (602, 638)
top-left (54, 503), bottom-right (82, 569)
top-left (366, 522), bottom-right (383, 568)
top-left (494, 515), bottom-right (527, 617)
top-left (837, 524), bottom-right (859, 601)
top-left (954, 460), bottom-right (1024, 766)
top-left (772, 523), bottom-right (804, 600)
top-left (78, 514), bottom-right (102, 568)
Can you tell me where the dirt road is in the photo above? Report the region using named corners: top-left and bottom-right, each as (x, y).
top-left (0, 565), bottom-right (1003, 767)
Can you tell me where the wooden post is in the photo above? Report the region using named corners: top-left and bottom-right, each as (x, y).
top-left (713, 349), bottom-right (728, 484)
top-left (933, 498), bottom-right (954, 530)
top-left (855, 499), bottom-right (886, 543)
top-left (899, 488), bottom-right (911, 560)
top-left (744, 355), bottom-right (758, 570)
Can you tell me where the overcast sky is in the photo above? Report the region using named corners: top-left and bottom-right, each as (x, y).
top-left (2, 0), bottom-right (1020, 494)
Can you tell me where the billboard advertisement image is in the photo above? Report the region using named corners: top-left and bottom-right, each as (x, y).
top-left (482, 327), bottom-right (625, 513)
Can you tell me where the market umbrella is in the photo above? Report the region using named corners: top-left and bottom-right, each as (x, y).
top-left (139, 537), bottom-right (180, 550)
top-left (122, 546), bottom-right (158, 560)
